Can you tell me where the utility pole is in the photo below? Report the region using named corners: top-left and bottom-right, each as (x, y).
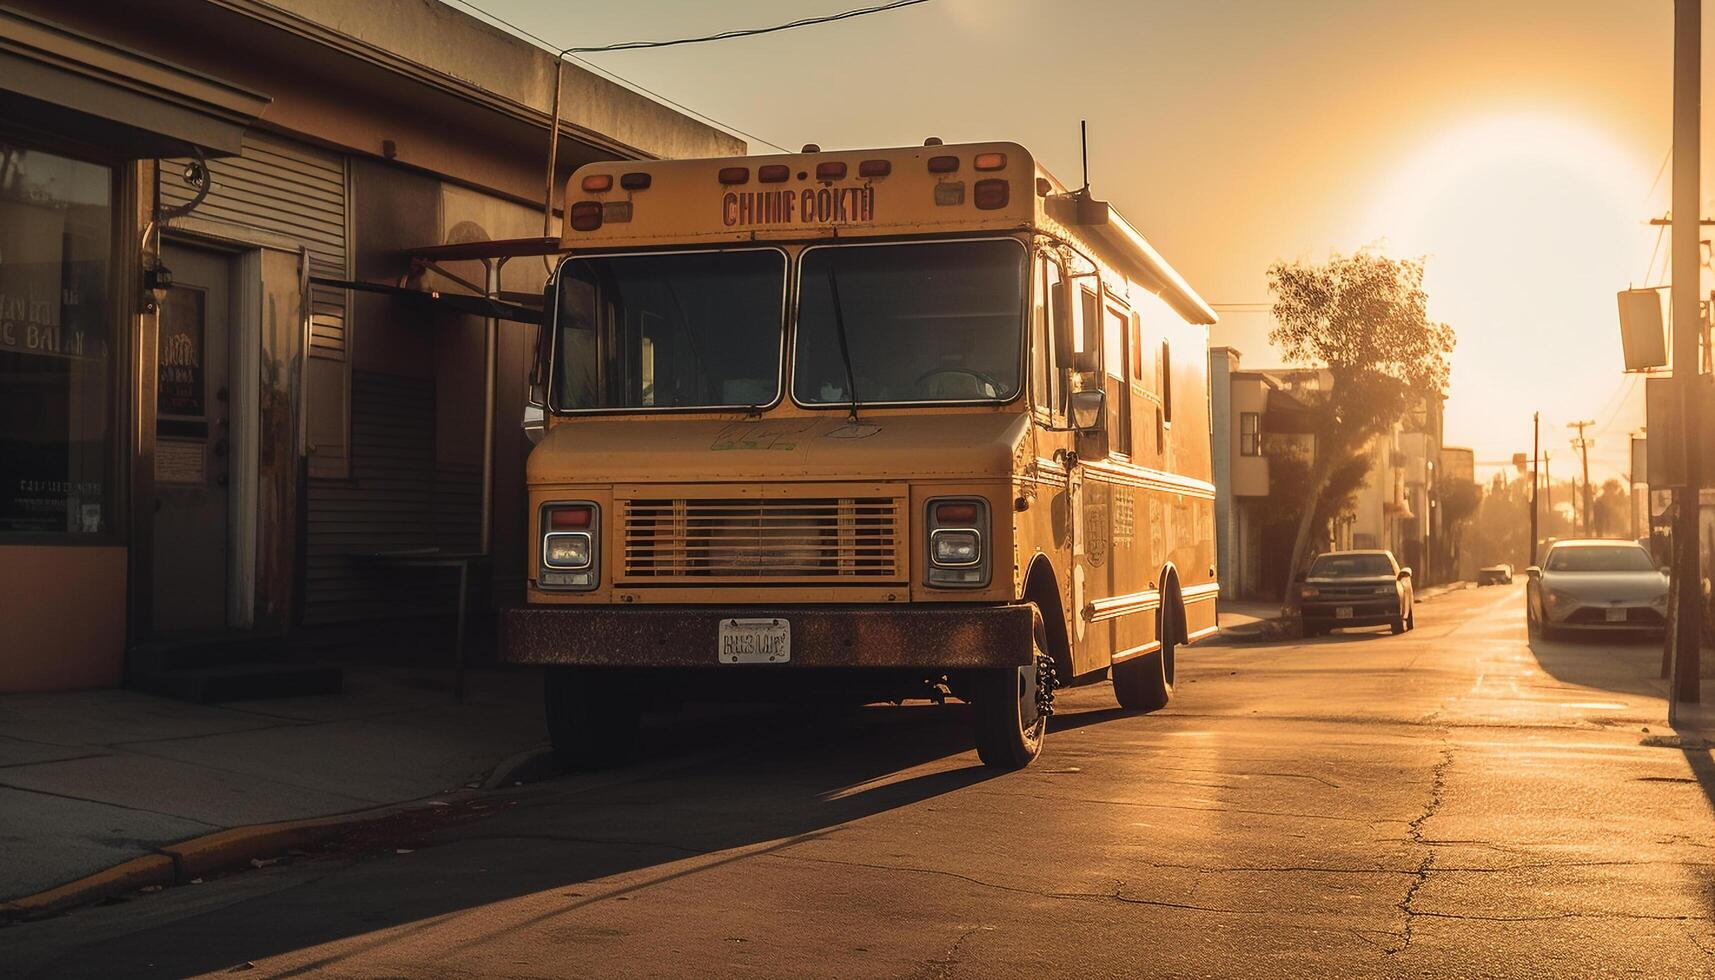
top-left (1544, 450), bottom-right (1553, 531)
top-left (1670, 0), bottom-right (1703, 711)
top-left (1568, 420), bottom-right (1595, 535)
top-left (1530, 412), bottom-right (1540, 565)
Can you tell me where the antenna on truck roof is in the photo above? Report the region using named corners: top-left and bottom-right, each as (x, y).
top-left (1080, 119), bottom-right (1089, 192)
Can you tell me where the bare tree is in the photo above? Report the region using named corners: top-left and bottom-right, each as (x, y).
top-left (1267, 252), bottom-right (1455, 609)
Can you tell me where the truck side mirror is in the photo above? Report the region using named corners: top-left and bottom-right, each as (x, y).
top-left (1069, 389), bottom-right (1105, 432)
top-left (1397, 567), bottom-right (1412, 580)
top-left (1525, 566), bottom-right (1542, 579)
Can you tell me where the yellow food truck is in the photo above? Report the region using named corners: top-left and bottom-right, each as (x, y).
top-left (502, 140), bottom-right (1219, 769)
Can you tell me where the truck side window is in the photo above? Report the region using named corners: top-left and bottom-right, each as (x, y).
top-left (1077, 286), bottom-right (1099, 365)
top-left (1032, 257), bottom-right (1063, 415)
top-left (1104, 303), bottom-right (1131, 456)
top-left (1160, 340), bottom-right (1173, 424)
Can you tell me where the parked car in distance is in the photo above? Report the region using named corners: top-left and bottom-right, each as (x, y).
top-left (1477, 563), bottom-right (1514, 586)
top-left (1298, 550), bottom-right (1415, 637)
top-left (1525, 539), bottom-right (1669, 640)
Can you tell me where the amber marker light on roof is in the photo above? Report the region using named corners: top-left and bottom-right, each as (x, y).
top-left (619, 172), bottom-right (652, 190)
top-left (927, 155), bottom-right (960, 174)
top-left (973, 152), bottom-right (1007, 171)
top-left (816, 161), bottom-right (848, 181)
top-left (718, 166), bottom-right (750, 185)
top-left (758, 164), bottom-right (790, 183)
top-left (581, 174), bottom-right (613, 193)
top-left (858, 159), bottom-right (891, 178)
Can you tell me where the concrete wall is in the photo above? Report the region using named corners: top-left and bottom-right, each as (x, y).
top-left (0, 546), bottom-right (126, 690)
top-left (1209, 348), bottom-right (1237, 601)
top-left (268, 0), bottom-right (745, 163)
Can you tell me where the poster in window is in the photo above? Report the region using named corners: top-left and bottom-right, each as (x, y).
top-left (158, 285), bottom-right (206, 417)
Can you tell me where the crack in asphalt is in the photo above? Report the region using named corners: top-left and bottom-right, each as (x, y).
top-left (1387, 741), bottom-right (1453, 956)
top-left (917, 923), bottom-right (983, 980)
top-left (1412, 909), bottom-right (1712, 924)
top-left (1139, 857), bottom-right (1715, 876)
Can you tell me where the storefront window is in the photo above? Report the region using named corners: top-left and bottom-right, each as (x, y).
top-left (0, 141), bottom-right (114, 535)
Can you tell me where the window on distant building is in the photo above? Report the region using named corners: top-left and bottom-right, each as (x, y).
top-left (1239, 412), bottom-right (1261, 456)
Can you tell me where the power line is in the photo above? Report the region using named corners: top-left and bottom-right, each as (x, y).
top-left (560, 0), bottom-right (935, 54)
top-left (442, 0), bottom-right (795, 152)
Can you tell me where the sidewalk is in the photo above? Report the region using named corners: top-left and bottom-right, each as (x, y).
top-left (0, 667), bottom-right (546, 905)
top-left (1214, 582), bottom-right (1474, 642)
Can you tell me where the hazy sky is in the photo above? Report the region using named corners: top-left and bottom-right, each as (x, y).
top-left (483, 0), bottom-right (1697, 483)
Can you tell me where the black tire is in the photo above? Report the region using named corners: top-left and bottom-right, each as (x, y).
top-left (1114, 601), bottom-right (1175, 712)
top-left (972, 618), bottom-right (1050, 769)
top-left (1303, 620), bottom-right (1326, 638)
top-left (1406, 605), bottom-right (1416, 631)
top-left (544, 668), bottom-right (641, 771)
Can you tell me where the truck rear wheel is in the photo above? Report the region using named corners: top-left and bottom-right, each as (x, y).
top-left (1114, 603), bottom-right (1175, 712)
top-left (972, 618), bottom-right (1051, 769)
top-left (544, 668), bottom-right (640, 770)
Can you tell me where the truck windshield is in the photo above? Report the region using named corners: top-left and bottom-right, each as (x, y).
top-left (553, 249), bottom-right (785, 411)
top-left (793, 239), bottom-right (1026, 406)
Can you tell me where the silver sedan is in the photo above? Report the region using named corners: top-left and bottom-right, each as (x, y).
top-left (1525, 539), bottom-right (1669, 640)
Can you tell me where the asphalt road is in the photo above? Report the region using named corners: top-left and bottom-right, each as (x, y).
top-left (9, 583), bottom-right (1714, 978)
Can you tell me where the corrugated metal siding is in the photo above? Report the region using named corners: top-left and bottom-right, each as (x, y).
top-left (304, 371), bottom-right (476, 625)
top-left (162, 133), bottom-right (349, 357)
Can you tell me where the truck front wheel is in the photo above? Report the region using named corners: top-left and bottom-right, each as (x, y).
top-left (971, 618), bottom-right (1051, 769)
top-left (544, 668), bottom-right (641, 770)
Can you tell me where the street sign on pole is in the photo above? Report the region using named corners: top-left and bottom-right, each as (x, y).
top-left (1618, 288), bottom-right (1669, 370)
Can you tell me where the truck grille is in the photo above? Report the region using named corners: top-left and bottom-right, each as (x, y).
top-left (618, 485), bottom-right (907, 583)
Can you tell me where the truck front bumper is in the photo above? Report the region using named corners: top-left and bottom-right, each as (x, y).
top-left (501, 603), bottom-right (1036, 670)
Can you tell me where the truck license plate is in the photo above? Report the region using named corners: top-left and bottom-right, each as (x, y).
top-left (719, 618), bottom-right (791, 664)
top-left (1335, 606), bottom-right (1354, 620)
top-left (1605, 608), bottom-right (1628, 623)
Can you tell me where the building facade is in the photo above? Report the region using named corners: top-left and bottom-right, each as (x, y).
top-left (1209, 354), bottom-right (1453, 598)
top-left (0, 0), bottom-right (741, 691)
top-left (1208, 348), bottom-right (1314, 601)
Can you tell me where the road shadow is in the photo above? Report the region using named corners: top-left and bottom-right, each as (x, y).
top-left (13, 696), bottom-right (1142, 978)
top-left (1525, 630), bottom-right (1667, 700)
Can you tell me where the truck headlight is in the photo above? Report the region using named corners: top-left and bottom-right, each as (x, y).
top-left (539, 502), bottom-right (599, 590)
top-left (1300, 585), bottom-right (1320, 599)
top-left (931, 529), bottom-right (981, 566)
top-left (544, 532), bottom-right (591, 569)
top-left (926, 497), bottom-right (989, 588)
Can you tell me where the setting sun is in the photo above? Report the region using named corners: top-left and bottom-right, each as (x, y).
top-left (1354, 111), bottom-right (1656, 478)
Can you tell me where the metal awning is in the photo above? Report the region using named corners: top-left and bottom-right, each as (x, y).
top-left (308, 276), bottom-right (542, 325)
top-left (0, 8), bottom-right (268, 157)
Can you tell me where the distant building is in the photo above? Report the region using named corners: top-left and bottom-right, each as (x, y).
top-left (1210, 353), bottom-right (1451, 593)
top-left (1208, 348), bottom-right (1314, 601)
top-left (0, 0), bottom-right (742, 691)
